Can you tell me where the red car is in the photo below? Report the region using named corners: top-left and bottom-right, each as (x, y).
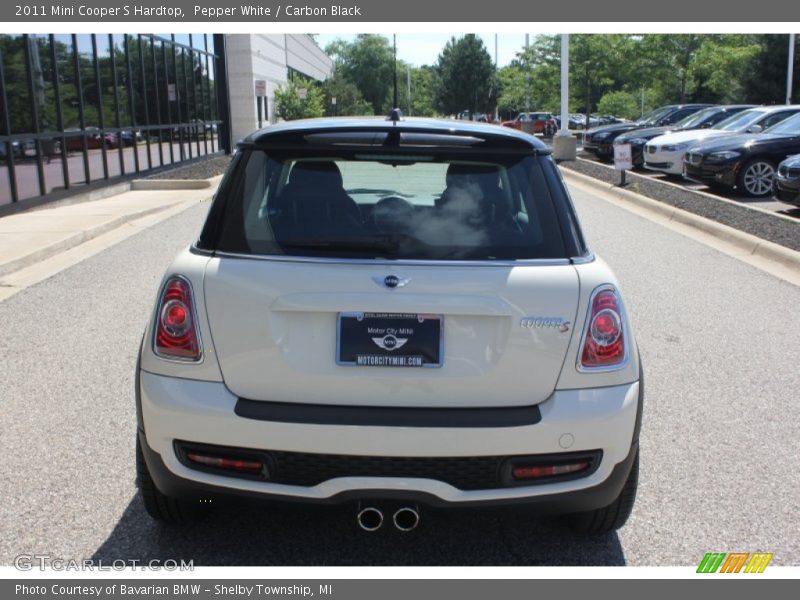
top-left (64, 128), bottom-right (118, 152)
top-left (502, 112), bottom-right (557, 136)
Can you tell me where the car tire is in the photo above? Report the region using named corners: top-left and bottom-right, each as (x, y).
top-left (136, 435), bottom-right (199, 524)
top-left (561, 449), bottom-right (639, 535)
top-left (736, 158), bottom-right (776, 198)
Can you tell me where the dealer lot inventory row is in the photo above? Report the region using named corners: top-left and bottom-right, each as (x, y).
top-left (583, 105), bottom-right (800, 198)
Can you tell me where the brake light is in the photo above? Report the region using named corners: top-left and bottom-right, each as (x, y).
top-left (580, 286), bottom-right (626, 369)
top-left (154, 276), bottom-right (201, 361)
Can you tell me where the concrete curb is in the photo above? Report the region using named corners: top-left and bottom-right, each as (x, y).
top-left (572, 156), bottom-right (799, 224)
top-left (0, 204), bottom-right (176, 279)
top-left (131, 179), bottom-right (212, 191)
top-left (562, 168), bottom-right (800, 272)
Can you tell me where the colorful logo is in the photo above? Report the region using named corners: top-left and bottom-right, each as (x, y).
top-left (697, 552), bottom-right (773, 573)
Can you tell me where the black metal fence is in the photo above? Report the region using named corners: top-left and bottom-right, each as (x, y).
top-left (0, 33), bottom-right (230, 208)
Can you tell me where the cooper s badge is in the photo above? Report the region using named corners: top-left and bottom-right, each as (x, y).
top-left (520, 317), bottom-right (571, 333)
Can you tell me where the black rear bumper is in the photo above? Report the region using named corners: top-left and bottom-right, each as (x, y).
top-left (138, 430), bottom-right (639, 513)
top-left (136, 351), bottom-right (644, 514)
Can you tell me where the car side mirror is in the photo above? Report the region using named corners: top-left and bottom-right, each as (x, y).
top-left (747, 125), bottom-right (763, 134)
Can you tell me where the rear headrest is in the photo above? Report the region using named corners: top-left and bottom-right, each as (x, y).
top-left (445, 164), bottom-right (500, 189)
top-left (288, 161), bottom-right (344, 192)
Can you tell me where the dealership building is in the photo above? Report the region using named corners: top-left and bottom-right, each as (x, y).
top-left (0, 34), bottom-right (333, 209)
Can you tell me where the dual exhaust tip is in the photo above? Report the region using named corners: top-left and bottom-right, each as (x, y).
top-left (357, 505), bottom-right (420, 532)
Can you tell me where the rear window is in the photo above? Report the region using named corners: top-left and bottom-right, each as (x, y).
top-left (208, 151), bottom-right (570, 261)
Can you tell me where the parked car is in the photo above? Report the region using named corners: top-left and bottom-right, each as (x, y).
top-left (596, 115), bottom-right (627, 126)
top-left (502, 112), bottom-right (558, 135)
top-left (0, 139), bottom-right (30, 160)
top-left (683, 112), bottom-right (800, 197)
top-left (644, 105), bottom-right (800, 176)
top-left (773, 154), bottom-right (800, 207)
top-left (569, 113), bottom-right (592, 129)
top-left (64, 128), bottom-right (118, 151)
top-left (615, 105), bottom-right (753, 168)
top-left (583, 104), bottom-right (713, 161)
top-left (135, 116), bottom-right (643, 534)
top-left (117, 129), bottom-right (144, 146)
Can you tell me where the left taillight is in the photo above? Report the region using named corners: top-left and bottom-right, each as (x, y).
top-left (153, 276), bottom-right (202, 361)
top-left (579, 284), bottom-right (627, 371)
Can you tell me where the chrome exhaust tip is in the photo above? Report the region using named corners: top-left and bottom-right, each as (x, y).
top-left (357, 507), bottom-right (384, 532)
top-left (392, 506), bottom-right (420, 532)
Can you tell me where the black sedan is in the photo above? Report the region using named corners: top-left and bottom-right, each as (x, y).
top-left (773, 154), bottom-right (800, 207)
top-left (614, 105), bottom-right (754, 167)
top-left (582, 104), bottom-right (712, 160)
top-left (683, 113), bottom-right (800, 197)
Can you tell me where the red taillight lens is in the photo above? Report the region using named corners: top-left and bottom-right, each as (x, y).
top-left (580, 287), bottom-right (626, 369)
top-left (512, 461), bottom-right (590, 480)
top-left (186, 452), bottom-right (264, 475)
top-left (154, 277), bottom-right (201, 361)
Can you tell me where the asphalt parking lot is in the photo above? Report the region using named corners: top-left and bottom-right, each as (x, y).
top-left (0, 183), bottom-right (798, 566)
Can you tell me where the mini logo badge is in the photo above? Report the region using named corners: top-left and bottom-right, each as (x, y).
top-left (372, 275), bottom-right (410, 289)
top-left (372, 335), bottom-right (408, 351)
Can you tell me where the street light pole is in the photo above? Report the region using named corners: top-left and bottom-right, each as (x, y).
top-left (552, 33), bottom-right (577, 162)
top-left (393, 34), bottom-right (398, 110)
top-left (788, 33), bottom-right (796, 105)
top-left (525, 33), bottom-right (530, 112)
top-left (407, 64), bottom-right (411, 116)
top-left (494, 33), bottom-right (499, 122)
top-left (560, 34), bottom-right (569, 136)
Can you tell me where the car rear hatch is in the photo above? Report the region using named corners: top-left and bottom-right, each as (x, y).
top-left (197, 122), bottom-right (587, 409)
top-left (203, 258), bottom-right (579, 408)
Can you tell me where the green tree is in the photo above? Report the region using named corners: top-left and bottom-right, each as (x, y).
top-left (407, 65), bottom-right (436, 117)
top-left (639, 35), bottom-right (703, 105)
top-left (741, 34), bottom-right (800, 104)
top-left (689, 35), bottom-right (761, 103)
top-left (275, 77), bottom-right (324, 121)
top-left (568, 34), bottom-right (633, 127)
top-left (333, 34), bottom-right (394, 115)
top-left (323, 73), bottom-right (371, 116)
top-left (433, 35), bottom-right (497, 116)
top-left (596, 91), bottom-right (638, 120)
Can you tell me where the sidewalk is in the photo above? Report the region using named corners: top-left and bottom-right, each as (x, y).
top-left (0, 176), bottom-right (221, 301)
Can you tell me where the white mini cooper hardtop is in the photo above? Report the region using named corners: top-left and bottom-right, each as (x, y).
top-left (136, 116), bottom-right (643, 534)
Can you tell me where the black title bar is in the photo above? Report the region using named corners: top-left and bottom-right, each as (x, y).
top-left (3, 0), bottom-right (800, 22)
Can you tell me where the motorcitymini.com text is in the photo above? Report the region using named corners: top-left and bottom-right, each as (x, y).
top-left (13, 554), bottom-right (193, 571)
top-left (15, 584), bottom-right (319, 597)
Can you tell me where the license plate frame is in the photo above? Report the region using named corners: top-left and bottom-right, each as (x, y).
top-left (336, 312), bottom-right (444, 368)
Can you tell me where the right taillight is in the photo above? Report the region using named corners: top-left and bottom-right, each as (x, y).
top-left (579, 285), bottom-right (626, 370)
top-left (153, 276), bottom-right (202, 361)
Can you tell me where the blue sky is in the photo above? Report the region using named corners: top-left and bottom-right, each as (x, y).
top-left (315, 34), bottom-right (530, 68)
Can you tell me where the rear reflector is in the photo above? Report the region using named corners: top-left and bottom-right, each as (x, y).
top-left (186, 452), bottom-right (265, 476)
top-left (512, 461), bottom-right (590, 481)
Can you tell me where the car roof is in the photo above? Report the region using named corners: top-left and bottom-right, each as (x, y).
top-left (754, 104), bottom-right (800, 113)
top-left (240, 117), bottom-right (551, 153)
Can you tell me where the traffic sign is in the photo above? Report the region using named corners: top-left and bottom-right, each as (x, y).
top-left (614, 143), bottom-right (632, 171)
